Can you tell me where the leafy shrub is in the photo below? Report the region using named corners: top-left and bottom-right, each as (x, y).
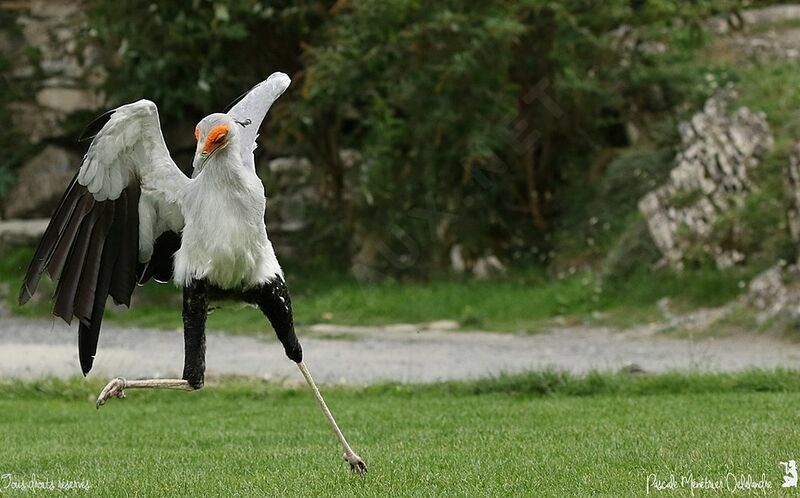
top-left (599, 147), bottom-right (674, 219)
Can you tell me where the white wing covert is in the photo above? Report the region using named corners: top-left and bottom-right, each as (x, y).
top-left (78, 99), bottom-right (188, 260)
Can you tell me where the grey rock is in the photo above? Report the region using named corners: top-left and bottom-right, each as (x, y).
top-left (786, 143), bottom-right (800, 242)
top-left (17, 16), bottom-right (51, 49)
top-left (4, 146), bottom-right (79, 219)
top-left (472, 254), bottom-right (506, 279)
top-left (743, 264), bottom-right (800, 327)
top-left (747, 265), bottom-right (788, 316)
top-left (36, 87), bottom-right (103, 113)
top-left (30, 0), bottom-right (81, 19)
top-left (267, 156), bottom-right (312, 176)
top-left (450, 244), bottom-right (507, 278)
top-left (40, 57), bottom-right (84, 79)
top-left (264, 156), bottom-right (317, 235)
top-left (707, 5), bottom-right (800, 35)
top-left (0, 218), bottom-right (49, 248)
top-left (10, 65), bottom-right (36, 79)
top-left (9, 101), bottom-right (63, 143)
top-left (726, 28), bottom-right (800, 64)
top-left (0, 283), bottom-right (8, 318)
top-left (340, 149), bottom-right (363, 169)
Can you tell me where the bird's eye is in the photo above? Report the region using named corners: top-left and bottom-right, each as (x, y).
top-left (204, 124), bottom-right (229, 149)
top-left (194, 126), bottom-right (199, 141)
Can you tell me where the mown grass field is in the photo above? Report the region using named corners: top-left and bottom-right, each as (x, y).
top-left (1, 371), bottom-right (799, 496)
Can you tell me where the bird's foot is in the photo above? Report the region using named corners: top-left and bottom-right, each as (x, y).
top-left (345, 452), bottom-right (367, 475)
top-left (96, 377), bottom-right (127, 409)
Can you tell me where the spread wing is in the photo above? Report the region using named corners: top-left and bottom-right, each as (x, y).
top-left (19, 99), bottom-right (189, 375)
top-left (224, 72), bottom-right (291, 172)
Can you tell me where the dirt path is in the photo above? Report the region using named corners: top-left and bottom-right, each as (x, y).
top-left (1, 317), bottom-right (799, 384)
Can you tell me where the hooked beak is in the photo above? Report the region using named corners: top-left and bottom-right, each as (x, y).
top-left (194, 141), bottom-right (228, 172)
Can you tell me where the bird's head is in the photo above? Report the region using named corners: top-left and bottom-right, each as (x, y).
top-left (192, 113), bottom-right (240, 173)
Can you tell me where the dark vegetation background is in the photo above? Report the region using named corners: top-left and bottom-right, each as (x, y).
top-left (2, 0), bottom-right (798, 332)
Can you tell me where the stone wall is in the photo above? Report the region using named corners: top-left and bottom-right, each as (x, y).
top-left (638, 87), bottom-right (773, 268)
top-left (7, 1), bottom-right (105, 140)
top-left (3, 0), bottom-right (105, 218)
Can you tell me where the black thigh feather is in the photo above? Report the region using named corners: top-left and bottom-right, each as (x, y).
top-left (243, 277), bottom-right (303, 363)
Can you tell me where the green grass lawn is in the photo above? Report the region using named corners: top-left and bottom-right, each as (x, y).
top-left (1, 371), bottom-right (799, 496)
top-left (1, 245), bottom-right (750, 334)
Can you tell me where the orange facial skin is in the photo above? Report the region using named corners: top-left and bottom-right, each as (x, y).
top-left (201, 124), bottom-right (229, 155)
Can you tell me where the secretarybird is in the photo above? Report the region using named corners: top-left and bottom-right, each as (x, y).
top-left (18, 72), bottom-right (366, 474)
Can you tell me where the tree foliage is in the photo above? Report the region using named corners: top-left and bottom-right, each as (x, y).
top-left (294, 0), bottom-right (743, 274)
top-left (89, 0), bottom-right (332, 119)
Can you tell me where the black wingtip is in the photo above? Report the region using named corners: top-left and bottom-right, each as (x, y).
top-left (78, 109), bottom-right (115, 142)
top-left (18, 283), bottom-right (31, 306)
top-left (79, 349), bottom-right (94, 376)
top-left (80, 358), bottom-right (92, 376)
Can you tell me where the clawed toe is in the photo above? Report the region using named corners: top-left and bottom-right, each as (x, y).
top-left (346, 453), bottom-right (367, 475)
top-left (96, 377), bottom-right (127, 409)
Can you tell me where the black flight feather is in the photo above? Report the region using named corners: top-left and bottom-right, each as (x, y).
top-left (19, 174), bottom-right (81, 304)
top-left (73, 202), bottom-right (115, 323)
top-left (52, 205), bottom-right (101, 323)
top-left (78, 109), bottom-right (115, 142)
top-left (46, 193), bottom-right (94, 283)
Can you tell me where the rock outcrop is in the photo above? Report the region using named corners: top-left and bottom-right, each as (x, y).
top-left (265, 156), bottom-right (314, 235)
top-left (746, 265), bottom-right (791, 319)
top-left (785, 143), bottom-right (800, 242)
top-left (744, 263), bottom-right (800, 328)
top-left (707, 5), bottom-right (800, 35)
top-left (639, 88), bottom-right (773, 268)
